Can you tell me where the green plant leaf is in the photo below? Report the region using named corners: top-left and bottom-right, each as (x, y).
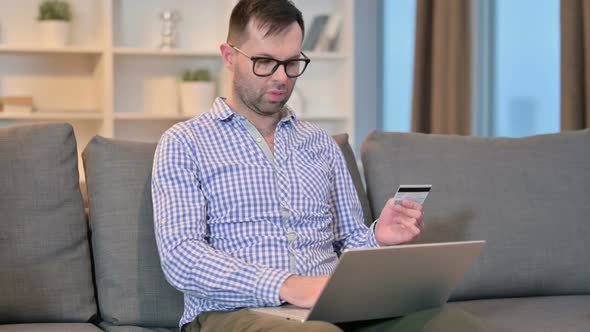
top-left (38, 1), bottom-right (72, 21)
top-left (182, 69), bottom-right (212, 82)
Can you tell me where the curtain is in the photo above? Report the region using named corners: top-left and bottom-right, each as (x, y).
top-left (411, 0), bottom-right (472, 135)
top-left (561, 0), bottom-right (590, 130)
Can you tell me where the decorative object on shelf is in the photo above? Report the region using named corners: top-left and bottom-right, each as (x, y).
top-left (37, 0), bottom-right (72, 47)
top-left (315, 13), bottom-right (342, 52)
top-left (143, 77), bottom-right (179, 116)
top-left (159, 10), bottom-right (181, 50)
top-left (302, 14), bottom-right (329, 51)
top-left (303, 13), bottom-right (342, 52)
top-left (0, 96), bottom-right (34, 114)
top-left (179, 69), bottom-right (216, 116)
top-left (287, 87), bottom-right (304, 115)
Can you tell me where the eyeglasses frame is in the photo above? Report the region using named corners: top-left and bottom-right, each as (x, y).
top-left (228, 44), bottom-right (311, 78)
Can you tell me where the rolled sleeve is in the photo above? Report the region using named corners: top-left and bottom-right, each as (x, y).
top-left (255, 268), bottom-right (293, 305)
top-left (367, 219), bottom-right (381, 247)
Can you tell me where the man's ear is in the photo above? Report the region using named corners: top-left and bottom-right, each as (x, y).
top-left (220, 43), bottom-right (235, 73)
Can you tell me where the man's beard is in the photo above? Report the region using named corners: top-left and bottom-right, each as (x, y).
top-left (235, 81), bottom-right (291, 116)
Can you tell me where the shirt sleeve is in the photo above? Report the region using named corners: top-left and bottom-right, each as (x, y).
top-left (151, 134), bottom-right (291, 308)
top-left (327, 138), bottom-right (380, 254)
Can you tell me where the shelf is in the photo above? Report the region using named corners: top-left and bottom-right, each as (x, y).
top-left (114, 113), bottom-right (193, 120)
top-left (0, 45), bottom-right (103, 55)
top-left (305, 52), bottom-right (347, 60)
top-left (0, 111), bottom-right (103, 120)
top-left (0, 0), bottom-right (353, 145)
top-left (114, 113), bottom-right (346, 121)
top-left (112, 48), bottom-right (346, 60)
top-left (299, 113), bottom-right (348, 121)
top-left (113, 47), bottom-right (220, 57)
top-left (113, 113), bottom-right (346, 121)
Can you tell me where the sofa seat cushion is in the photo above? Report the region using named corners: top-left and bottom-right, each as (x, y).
top-left (0, 323), bottom-right (103, 332)
top-left (449, 295), bottom-right (590, 332)
top-left (101, 328), bottom-right (177, 332)
top-left (99, 322), bottom-right (178, 332)
top-left (0, 123), bottom-right (97, 323)
top-left (361, 130), bottom-right (590, 300)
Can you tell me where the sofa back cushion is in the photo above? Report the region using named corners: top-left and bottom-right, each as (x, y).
top-left (82, 137), bottom-right (183, 328)
top-left (82, 133), bottom-right (367, 327)
top-left (361, 130), bottom-right (590, 300)
top-left (0, 123), bottom-right (97, 323)
top-left (332, 134), bottom-right (373, 226)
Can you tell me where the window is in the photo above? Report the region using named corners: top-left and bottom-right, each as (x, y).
top-left (491, 0), bottom-right (560, 137)
top-left (382, 0), bottom-right (560, 137)
top-left (382, 0), bottom-right (416, 132)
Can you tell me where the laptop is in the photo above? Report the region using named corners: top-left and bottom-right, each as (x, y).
top-left (249, 240), bottom-right (485, 323)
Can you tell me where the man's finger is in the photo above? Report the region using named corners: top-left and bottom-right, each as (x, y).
top-left (416, 217), bottom-right (425, 229)
top-left (394, 204), bottom-right (423, 219)
top-left (394, 217), bottom-right (417, 227)
top-left (402, 199), bottom-right (423, 211)
top-left (398, 219), bottom-right (421, 235)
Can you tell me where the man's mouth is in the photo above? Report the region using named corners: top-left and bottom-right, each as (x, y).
top-left (267, 90), bottom-right (286, 102)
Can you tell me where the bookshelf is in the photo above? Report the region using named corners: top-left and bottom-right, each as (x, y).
top-left (0, 0), bottom-right (356, 179)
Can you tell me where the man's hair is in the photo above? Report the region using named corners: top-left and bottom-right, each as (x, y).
top-left (227, 0), bottom-right (305, 46)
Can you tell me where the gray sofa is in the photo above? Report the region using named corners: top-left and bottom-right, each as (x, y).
top-left (0, 123), bottom-right (588, 332)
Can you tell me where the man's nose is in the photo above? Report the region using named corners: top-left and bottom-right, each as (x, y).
top-left (271, 64), bottom-right (289, 82)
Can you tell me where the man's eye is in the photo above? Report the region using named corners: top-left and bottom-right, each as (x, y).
top-left (286, 61), bottom-right (300, 69)
top-left (256, 59), bottom-right (275, 67)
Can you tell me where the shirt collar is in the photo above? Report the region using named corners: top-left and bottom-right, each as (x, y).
top-left (211, 97), bottom-right (235, 121)
top-left (212, 97), bottom-right (298, 124)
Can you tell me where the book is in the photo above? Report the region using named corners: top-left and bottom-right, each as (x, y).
top-left (2, 104), bottom-right (33, 113)
top-left (2, 96), bottom-right (33, 105)
top-left (302, 14), bottom-right (329, 51)
top-left (315, 13), bottom-right (343, 52)
top-left (0, 96), bottom-right (34, 114)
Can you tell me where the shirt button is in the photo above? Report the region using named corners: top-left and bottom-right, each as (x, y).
top-left (281, 208), bottom-right (289, 219)
top-left (160, 219), bottom-right (167, 225)
top-left (256, 137), bottom-right (262, 143)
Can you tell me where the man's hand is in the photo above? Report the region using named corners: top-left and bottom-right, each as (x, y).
top-left (375, 199), bottom-right (424, 246)
top-left (279, 275), bottom-right (329, 308)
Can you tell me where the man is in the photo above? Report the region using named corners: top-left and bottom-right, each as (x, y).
top-left (152, 0), bottom-right (484, 331)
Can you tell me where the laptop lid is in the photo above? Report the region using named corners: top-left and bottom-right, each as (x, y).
top-left (249, 240), bottom-right (485, 323)
top-left (306, 240), bottom-right (486, 323)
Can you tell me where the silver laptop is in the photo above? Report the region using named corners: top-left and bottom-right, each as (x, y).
top-left (249, 240), bottom-right (485, 323)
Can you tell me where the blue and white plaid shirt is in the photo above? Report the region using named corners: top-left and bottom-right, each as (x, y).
top-left (152, 97), bottom-right (379, 327)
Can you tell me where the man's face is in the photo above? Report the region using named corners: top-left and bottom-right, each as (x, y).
top-left (232, 20), bottom-right (303, 116)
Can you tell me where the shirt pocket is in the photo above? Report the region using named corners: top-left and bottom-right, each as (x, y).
top-left (295, 148), bottom-right (332, 204)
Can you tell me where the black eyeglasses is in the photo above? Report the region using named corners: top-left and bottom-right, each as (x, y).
top-left (229, 44), bottom-right (310, 78)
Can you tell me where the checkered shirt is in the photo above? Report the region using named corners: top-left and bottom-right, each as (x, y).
top-left (151, 97), bottom-right (379, 327)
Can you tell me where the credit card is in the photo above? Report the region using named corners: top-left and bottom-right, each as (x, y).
top-left (392, 185), bottom-right (432, 206)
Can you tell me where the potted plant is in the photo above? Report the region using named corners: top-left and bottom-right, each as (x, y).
top-left (38, 0), bottom-right (72, 47)
top-left (179, 69), bottom-right (216, 116)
